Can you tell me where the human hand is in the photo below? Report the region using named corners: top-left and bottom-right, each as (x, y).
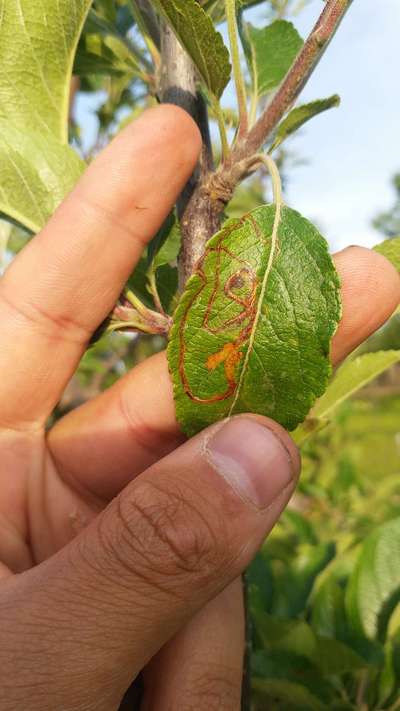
top-left (0, 106), bottom-right (398, 711)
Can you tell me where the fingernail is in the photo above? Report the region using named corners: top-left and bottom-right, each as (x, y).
top-left (206, 418), bottom-right (299, 510)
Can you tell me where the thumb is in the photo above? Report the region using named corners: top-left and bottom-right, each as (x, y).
top-left (1, 416), bottom-right (300, 711)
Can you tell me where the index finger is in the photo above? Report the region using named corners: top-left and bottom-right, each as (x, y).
top-left (0, 106), bottom-right (201, 428)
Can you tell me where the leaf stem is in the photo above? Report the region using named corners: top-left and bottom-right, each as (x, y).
top-left (158, 0), bottom-right (353, 285)
top-left (147, 269), bottom-right (166, 315)
top-left (224, 0), bottom-right (248, 138)
top-left (211, 97), bottom-right (230, 159)
top-left (229, 152), bottom-right (283, 415)
top-left (160, 19), bottom-right (220, 288)
top-left (248, 43), bottom-right (259, 128)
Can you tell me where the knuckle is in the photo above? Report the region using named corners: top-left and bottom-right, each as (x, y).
top-left (0, 282), bottom-right (89, 345)
top-left (110, 479), bottom-right (231, 589)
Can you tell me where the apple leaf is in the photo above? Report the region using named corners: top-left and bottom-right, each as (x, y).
top-left (374, 236), bottom-right (400, 274)
top-left (271, 95), bottom-right (341, 150)
top-left (168, 205), bottom-right (341, 436)
top-left (0, 0), bottom-right (90, 232)
top-left (346, 517), bottom-right (400, 642)
top-left (0, 0), bottom-right (92, 141)
top-left (244, 20), bottom-right (303, 97)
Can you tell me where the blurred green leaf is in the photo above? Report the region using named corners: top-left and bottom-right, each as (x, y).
top-left (288, 542), bottom-right (336, 615)
top-left (346, 517), bottom-right (400, 642)
top-left (314, 638), bottom-right (366, 675)
top-left (152, 0), bottom-right (231, 98)
top-left (252, 678), bottom-right (326, 711)
top-left (248, 552), bottom-right (274, 613)
top-left (147, 213), bottom-right (181, 270)
top-left (376, 639), bottom-right (400, 708)
top-left (313, 351), bottom-right (400, 420)
top-left (251, 649), bottom-right (333, 704)
top-left (244, 20), bottom-right (303, 97)
top-left (374, 235), bottom-right (400, 273)
top-left (311, 577), bottom-right (349, 640)
top-left (357, 309), bottom-right (400, 355)
top-left (271, 96), bottom-right (341, 150)
top-left (75, 9), bottom-right (141, 77)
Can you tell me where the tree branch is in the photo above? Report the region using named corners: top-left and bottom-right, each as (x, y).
top-left (237, 0), bottom-right (354, 158)
top-left (161, 0), bottom-right (353, 282)
top-left (207, 0), bottom-right (354, 207)
top-left (160, 19), bottom-right (219, 287)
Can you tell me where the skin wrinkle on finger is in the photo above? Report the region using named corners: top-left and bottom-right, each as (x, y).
top-left (47, 246), bottom-right (400, 513)
top-left (0, 420), bottom-right (298, 711)
top-left (142, 579), bottom-right (244, 711)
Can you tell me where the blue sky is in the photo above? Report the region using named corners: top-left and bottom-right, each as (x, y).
top-left (268, 0), bottom-right (400, 251)
top-left (76, 0), bottom-right (399, 252)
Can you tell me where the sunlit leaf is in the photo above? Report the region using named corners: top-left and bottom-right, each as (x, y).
top-left (0, 0), bottom-right (89, 231)
top-left (0, 0), bottom-right (92, 141)
top-left (0, 122), bottom-right (85, 233)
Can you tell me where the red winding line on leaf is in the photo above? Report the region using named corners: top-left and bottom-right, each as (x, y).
top-left (178, 214), bottom-right (266, 404)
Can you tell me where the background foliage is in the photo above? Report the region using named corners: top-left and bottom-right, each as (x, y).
top-left (1, 0), bottom-right (399, 708)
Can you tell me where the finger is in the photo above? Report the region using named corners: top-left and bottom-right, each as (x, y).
top-left (48, 246), bottom-right (400, 503)
top-left (0, 105), bottom-right (201, 428)
top-left (1, 416), bottom-right (299, 710)
top-left (141, 579), bottom-right (245, 711)
top-left (330, 246), bottom-right (400, 362)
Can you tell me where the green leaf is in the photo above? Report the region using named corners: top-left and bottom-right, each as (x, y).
top-left (0, 0), bottom-right (92, 141)
top-left (311, 577), bottom-right (349, 640)
top-left (312, 351), bottom-right (400, 420)
top-left (74, 9), bottom-right (141, 77)
top-left (127, 256), bottom-right (178, 315)
top-left (376, 640), bottom-right (400, 708)
top-left (289, 542), bottom-right (336, 615)
top-left (346, 517), bottom-right (400, 642)
top-left (248, 552), bottom-right (274, 613)
top-left (152, 0), bottom-right (231, 98)
top-left (356, 308), bottom-right (400, 355)
top-left (271, 96), bottom-right (341, 150)
top-left (374, 236), bottom-right (400, 273)
top-left (252, 678), bottom-right (326, 711)
top-left (314, 638), bottom-right (366, 675)
top-left (0, 0), bottom-right (89, 232)
top-left (245, 20), bottom-right (303, 97)
top-left (147, 213), bottom-right (181, 271)
top-left (251, 649), bottom-right (333, 704)
top-left (0, 122), bottom-right (85, 233)
top-left (168, 205), bottom-right (341, 436)
top-left (255, 613), bottom-right (318, 660)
